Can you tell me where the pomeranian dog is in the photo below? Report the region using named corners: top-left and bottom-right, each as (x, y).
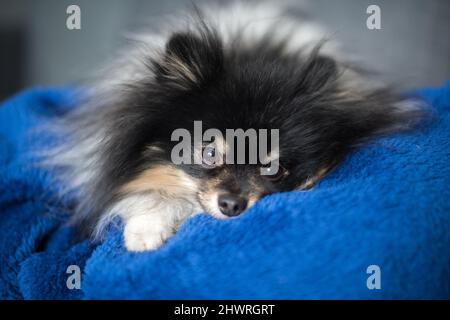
top-left (47, 2), bottom-right (423, 251)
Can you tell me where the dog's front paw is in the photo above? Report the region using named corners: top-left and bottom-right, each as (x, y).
top-left (124, 216), bottom-right (173, 252)
top-left (124, 229), bottom-right (166, 252)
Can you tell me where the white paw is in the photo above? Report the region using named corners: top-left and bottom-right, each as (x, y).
top-left (123, 216), bottom-right (173, 252)
top-left (124, 230), bottom-right (166, 252)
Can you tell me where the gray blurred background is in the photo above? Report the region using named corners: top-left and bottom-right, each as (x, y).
top-left (0, 0), bottom-right (449, 101)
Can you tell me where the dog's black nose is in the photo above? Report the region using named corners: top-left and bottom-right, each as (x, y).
top-left (218, 194), bottom-right (248, 217)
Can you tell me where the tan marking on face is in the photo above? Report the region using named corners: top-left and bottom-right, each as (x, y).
top-left (121, 165), bottom-right (199, 197)
top-left (197, 176), bottom-right (225, 219)
top-left (297, 165), bottom-right (335, 190)
top-left (247, 194), bottom-right (259, 209)
top-left (248, 176), bottom-right (266, 208)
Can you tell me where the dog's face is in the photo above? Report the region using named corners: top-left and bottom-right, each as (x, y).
top-left (105, 30), bottom-right (420, 220)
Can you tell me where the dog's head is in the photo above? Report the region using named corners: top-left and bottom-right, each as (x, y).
top-left (103, 27), bottom-right (422, 219)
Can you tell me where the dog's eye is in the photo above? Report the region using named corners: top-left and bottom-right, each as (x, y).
top-left (261, 164), bottom-right (288, 182)
top-left (202, 146), bottom-right (218, 168)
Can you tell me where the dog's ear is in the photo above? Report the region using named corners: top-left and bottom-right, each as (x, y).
top-left (156, 31), bottom-right (223, 90)
top-left (296, 53), bottom-right (339, 95)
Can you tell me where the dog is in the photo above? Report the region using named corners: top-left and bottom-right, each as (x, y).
top-left (45, 2), bottom-right (423, 251)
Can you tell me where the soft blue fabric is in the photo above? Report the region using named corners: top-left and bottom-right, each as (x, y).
top-left (0, 82), bottom-right (449, 300)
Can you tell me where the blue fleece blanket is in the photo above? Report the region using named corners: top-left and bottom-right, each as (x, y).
top-left (0, 82), bottom-right (449, 300)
